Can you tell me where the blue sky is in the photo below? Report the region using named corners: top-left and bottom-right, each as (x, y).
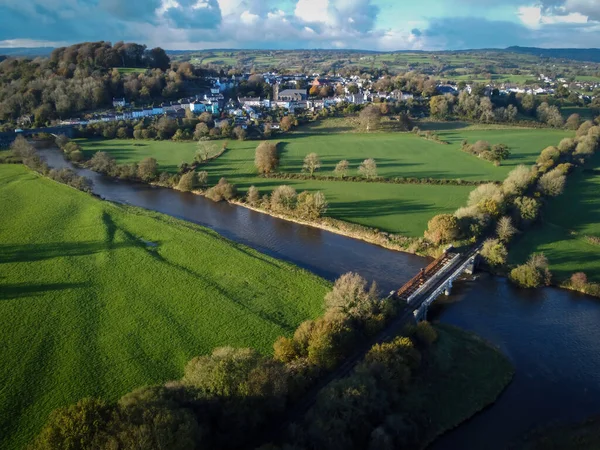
top-left (0, 0), bottom-right (599, 50)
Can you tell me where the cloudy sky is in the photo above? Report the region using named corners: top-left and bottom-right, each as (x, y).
top-left (0, 0), bottom-right (599, 50)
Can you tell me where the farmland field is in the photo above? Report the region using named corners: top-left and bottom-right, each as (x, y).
top-left (113, 67), bottom-right (148, 74)
top-left (77, 126), bottom-right (570, 236)
top-left (510, 153), bottom-right (600, 282)
top-left (0, 164), bottom-right (329, 449)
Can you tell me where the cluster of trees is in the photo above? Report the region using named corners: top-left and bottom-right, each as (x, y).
top-left (0, 42), bottom-right (209, 127)
top-left (246, 185), bottom-right (328, 220)
top-left (461, 140), bottom-right (511, 165)
top-left (10, 136), bottom-right (91, 192)
top-left (566, 272), bottom-right (600, 297)
top-left (76, 113), bottom-right (244, 142)
top-left (424, 120), bottom-right (600, 259)
top-left (86, 151), bottom-right (161, 184)
top-left (274, 322), bottom-right (438, 450)
top-left (509, 253), bottom-right (552, 288)
top-left (32, 271), bottom-right (440, 450)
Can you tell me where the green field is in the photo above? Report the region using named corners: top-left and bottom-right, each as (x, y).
top-left (561, 106), bottom-right (597, 120)
top-left (114, 67), bottom-right (148, 74)
top-left (0, 164), bottom-right (330, 449)
top-left (77, 127), bottom-right (571, 236)
top-left (402, 325), bottom-right (513, 447)
top-left (510, 153), bottom-right (600, 282)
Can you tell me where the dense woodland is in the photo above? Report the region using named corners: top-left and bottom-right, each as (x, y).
top-left (0, 42), bottom-right (212, 128)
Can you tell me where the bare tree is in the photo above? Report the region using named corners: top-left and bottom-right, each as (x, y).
top-left (333, 160), bottom-right (349, 178)
top-left (302, 153), bottom-right (321, 177)
top-left (358, 158), bottom-right (377, 179)
top-left (496, 216), bottom-right (517, 242)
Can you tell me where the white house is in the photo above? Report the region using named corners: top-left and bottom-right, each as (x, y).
top-left (189, 102), bottom-right (207, 113)
top-left (113, 98), bottom-right (126, 108)
top-left (152, 106), bottom-right (163, 115)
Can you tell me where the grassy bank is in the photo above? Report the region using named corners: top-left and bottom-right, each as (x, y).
top-left (404, 324), bottom-right (514, 448)
top-left (510, 153), bottom-right (600, 282)
top-left (0, 164), bottom-right (330, 449)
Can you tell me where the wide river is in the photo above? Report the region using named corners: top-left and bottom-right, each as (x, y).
top-left (42, 148), bottom-right (600, 449)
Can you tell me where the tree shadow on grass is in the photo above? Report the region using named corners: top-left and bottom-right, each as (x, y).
top-left (0, 282), bottom-right (87, 300)
top-left (0, 241), bottom-right (137, 264)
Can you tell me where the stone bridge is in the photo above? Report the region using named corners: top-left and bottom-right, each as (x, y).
top-left (0, 125), bottom-right (76, 148)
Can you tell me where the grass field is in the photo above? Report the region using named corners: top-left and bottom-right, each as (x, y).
top-left (114, 67), bottom-right (148, 74)
top-left (0, 164), bottom-right (330, 449)
top-left (510, 153), bottom-right (600, 282)
top-left (401, 324), bottom-right (513, 447)
top-left (561, 106), bottom-right (597, 120)
top-left (76, 126), bottom-right (570, 236)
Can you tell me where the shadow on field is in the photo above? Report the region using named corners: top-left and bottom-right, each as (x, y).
top-left (0, 241), bottom-right (136, 263)
top-left (0, 282), bottom-right (87, 300)
top-left (331, 198), bottom-right (434, 218)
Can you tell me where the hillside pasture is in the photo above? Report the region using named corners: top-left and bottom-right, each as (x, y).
top-left (510, 153), bottom-right (600, 282)
top-left (0, 164), bottom-right (329, 449)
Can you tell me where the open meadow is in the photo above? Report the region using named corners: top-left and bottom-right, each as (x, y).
top-left (76, 125), bottom-right (571, 236)
top-left (510, 153), bottom-right (600, 282)
top-left (0, 164), bottom-right (329, 449)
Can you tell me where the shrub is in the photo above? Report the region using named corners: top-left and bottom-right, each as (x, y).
top-left (510, 253), bottom-right (552, 288)
top-left (502, 165), bottom-right (533, 196)
top-left (467, 183), bottom-right (504, 208)
top-left (412, 321), bottom-right (438, 348)
top-left (205, 177), bottom-right (237, 202)
top-left (537, 168), bottom-right (566, 197)
top-left (570, 272), bottom-right (588, 291)
top-left (481, 238), bottom-right (508, 267)
top-left (137, 157), bottom-right (158, 182)
top-left (270, 185), bottom-right (297, 212)
top-left (514, 196), bottom-right (540, 223)
top-left (177, 171), bottom-right (197, 192)
top-left (246, 185), bottom-right (260, 205)
top-left (324, 272), bottom-right (379, 322)
top-left (296, 191), bottom-right (328, 220)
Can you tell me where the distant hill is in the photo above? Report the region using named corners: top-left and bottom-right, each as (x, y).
top-left (0, 47), bottom-right (54, 57)
top-left (505, 46), bottom-right (600, 63)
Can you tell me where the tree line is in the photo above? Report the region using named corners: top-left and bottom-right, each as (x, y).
top-left (30, 271), bottom-right (440, 450)
top-left (0, 42), bottom-right (213, 128)
top-left (423, 118), bottom-right (600, 289)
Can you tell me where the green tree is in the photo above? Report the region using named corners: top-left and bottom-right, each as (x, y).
top-left (137, 157), bottom-right (158, 182)
top-left (481, 238), bottom-right (508, 266)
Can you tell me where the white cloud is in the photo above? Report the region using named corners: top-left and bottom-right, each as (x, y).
top-left (295, 0), bottom-right (332, 24)
top-left (0, 39), bottom-right (68, 48)
top-left (240, 10), bottom-right (259, 24)
top-left (520, 3), bottom-right (590, 29)
top-left (518, 6), bottom-right (543, 28)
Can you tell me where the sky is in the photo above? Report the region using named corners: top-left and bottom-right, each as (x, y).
top-left (0, 0), bottom-right (599, 51)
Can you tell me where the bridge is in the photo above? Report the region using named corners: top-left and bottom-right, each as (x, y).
top-left (262, 244), bottom-right (481, 446)
top-left (393, 245), bottom-right (481, 321)
top-left (0, 125), bottom-right (76, 148)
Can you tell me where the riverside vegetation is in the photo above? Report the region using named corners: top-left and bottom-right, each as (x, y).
top-left (0, 163), bottom-right (330, 449)
top-left (0, 159), bottom-right (513, 449)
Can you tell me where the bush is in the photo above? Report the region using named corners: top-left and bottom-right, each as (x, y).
top-left (502, 165), bottom-right (533, 196)
top-left (537, 168), bottom-right (566, 197)
top-left (358, 158), bottom-right (377, 179)
top-left (481, 238), bottom-right (508, 267)
top-left (246, 185), bottom-right (260, 205)
top-left (514, 196), bottom-right (540, 223)
top-left (205, 177), bottom-right (237, 202)
top-left (295, 191), bottom-right (328, 220)
top-left (177, 171), bottom-right (197, 192)
top-left (270, 185), bottom-right (297, 212)
top-left (510, 253), bottom-right (552, 288)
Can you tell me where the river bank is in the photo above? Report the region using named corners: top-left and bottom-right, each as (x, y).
top-left (31, 147), bottom-right (600, 450)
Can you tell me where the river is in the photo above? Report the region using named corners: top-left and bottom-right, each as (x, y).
top-left (41, 148), bottom-right (600, 449)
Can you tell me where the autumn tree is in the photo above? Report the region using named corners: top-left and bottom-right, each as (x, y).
top-left (358, 158), bottom-right (377, 179)
top-left (254, 141), bottom-right (279, 174)
top-left (359, 105), bottom-right (382, 131)
top-left (496, 216), bottom-right (517, 242)
top-left (333, 159), bottom-right (349, 178)
top-left (136, 157), bottom-right (158, 182)
top-left (424, 214), bottom-right (460, 244)
top-left (302, 153), bottom-right (321, 176)
top-left (481, 238), bottom-right (508, 266)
